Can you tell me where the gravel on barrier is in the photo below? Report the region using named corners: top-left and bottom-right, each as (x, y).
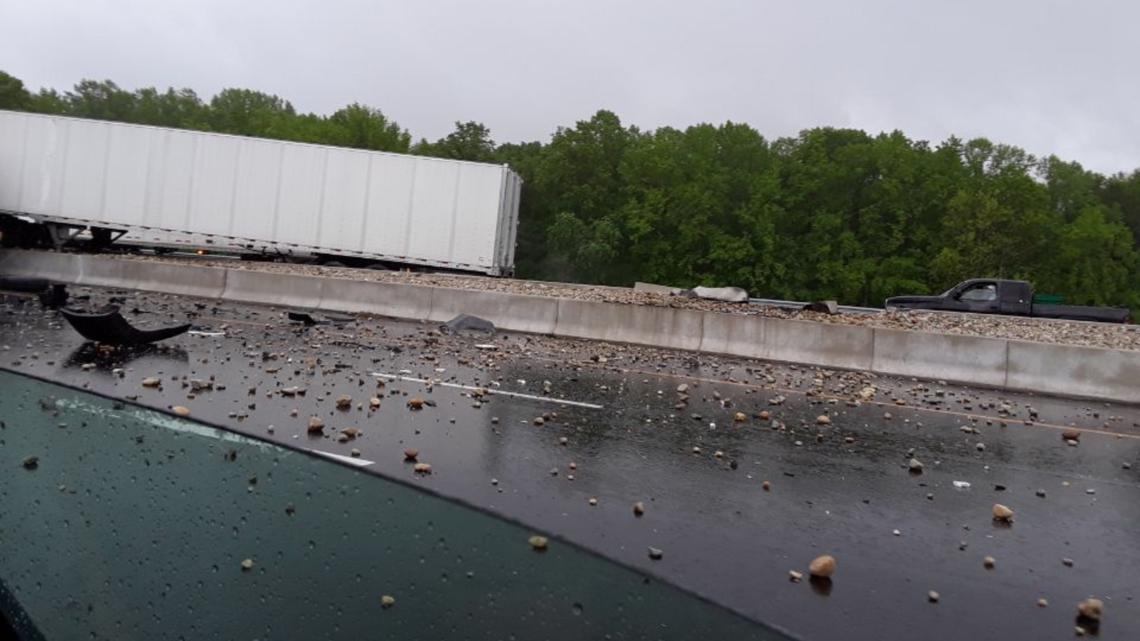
top-left (106, 253), bottom-right (1140, 352)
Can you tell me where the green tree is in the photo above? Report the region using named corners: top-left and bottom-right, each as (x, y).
top-left (65, 79), bottom-right (137, 120)
top-left (416, 121), bottom-right (495, 161)
top-left (326, 103), bottom-right (410, 152)
top-left (208, 88), bottom-right (295, 137)
top-left (0, 70), bottom-right (30, 110)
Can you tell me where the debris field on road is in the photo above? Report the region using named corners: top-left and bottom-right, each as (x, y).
top-left (2, 285), bottom-right (1138, 641)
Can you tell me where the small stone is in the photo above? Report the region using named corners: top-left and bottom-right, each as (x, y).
top-left (240, 558), bottom-right (253, 571)
top-left (983, 556), bottom-right (996, 569)
top-left (528, 535), bottom-right (548, 551)
top-left (976, 442), bottom-right (986, 451)
top-left (413, 462), bottom-right (432, 474)
top-left (992, 503), bottom-right (1014, 522)
top-left (335, 394), bottom-right (352, 409)
top-left (142, 377), bottom-right (161, 388)
top-left (762, 481), bottom-right (771, 491)
top-left (789, 570), bottom-right (803, 582)
top-left (404, 448), bottom-right (419, 461)
top-left (928, 591), bottom-right (940, 603)
top-left (1036, 489), bottom-right (1046, 498)
top-left (759, 410), bottom-right (771, 420)
top-left (809, 555), bottom-right (836, 578)
top-left (893, 529), bottom-right (901, 536)
top-left (1062, 558), bottom-right (1074, 567)
top-left (172, 405), bottom-right (190, 416)
top-left (1076, 598), bottom-right (1103, 621)
top-left (908, 458), bottom-right (924, 473)
top-left (588, 497), bottom-right (598, 506)
top-left (692, 446), bottom-right (701, 454)
top-left (568, 462), bottom-right (577, 470)
top-left (1061, 429), bottom-right (1081, 441)
top-left (714, 450), bottom-right (724, 459)
top-left (1037, 598), bottom-right (1048, 607)
top-left (734, 412), bottom-right (747, 422)
top-left (676, 384), bottom-right (688, 393)
top-left (380, 595), bottom-right (395, 608)
top-left (341, 427), bottom-right (361, 439)
top-left (350, 448), bottom-right (361, 457)
top-left (22, 456), bottom-right (39, 470)
top-left (632, 501), bottom-right (645, 516)
top-left (369, 397), bottom-right (381, 409)
top-left (407, 397), bottom-right (425, 410)
top-left (647, 547), bottom-right (664, 560)
top-left (533, 416), bottom-right (545, 426)
top-left (559, 436), bottom-right (568, 445)
top-left (844, 436), bottom-right (855, 444)
top-left (816, 414), bottom-right (831, 425)
top-left (307, 417), bottom-right (325, 434)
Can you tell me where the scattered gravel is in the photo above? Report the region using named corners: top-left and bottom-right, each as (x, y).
top-left (108, 254), bottom-right (1140, 351)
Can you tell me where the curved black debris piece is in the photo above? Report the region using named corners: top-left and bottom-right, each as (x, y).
top-left (60, 305), bottom-right (190, 345)
top-left (287, 311), bottom-right (318, 326)
top-left (440, 314), bottom-right (495, 334)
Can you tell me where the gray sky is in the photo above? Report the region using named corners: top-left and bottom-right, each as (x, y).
top-left (3, 0), bottom-right (1138, 173)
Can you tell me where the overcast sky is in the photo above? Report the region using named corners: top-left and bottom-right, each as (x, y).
top-left (2, 0), bottom-right (1137, 173)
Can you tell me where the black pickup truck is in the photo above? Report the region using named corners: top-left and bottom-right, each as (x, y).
top-left (885, 279), bottom-right (1131, 323)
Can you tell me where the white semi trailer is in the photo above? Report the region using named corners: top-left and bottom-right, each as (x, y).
top-left (0, 110), bottom-right (522, 275)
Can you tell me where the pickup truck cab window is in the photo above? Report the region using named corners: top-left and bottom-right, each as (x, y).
top-left (958, 282), bottom-right (997, 302)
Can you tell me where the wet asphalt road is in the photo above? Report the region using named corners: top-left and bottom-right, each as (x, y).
top-left (2, 287), bottom-right (1139, 641)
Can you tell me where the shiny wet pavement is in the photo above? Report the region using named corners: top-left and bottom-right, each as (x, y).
top-left (2, 288), bottom-right (1138, 641)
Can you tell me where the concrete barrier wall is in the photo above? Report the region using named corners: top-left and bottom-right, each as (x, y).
top-left (318, 278), bottom-right (434, 320)
top-left (1006, 341), bottom-right (1140, 403)
top-left (553, 299), bottom-right (704, 352)
top-left (74, 255), bottom-right (129, 289)
top-left (428, 287), bottom-right (559, 334)
top-left (220, 268), bottom-right (324, 309)
top-left (701, 313), bottom-right (875, 370)
top-left (117, 261), bottom-right (228, 299)
top-left (0, 250), bottom-right (84, 283)
top-left (871, 328), bottom-right (1009, 388)
top-left (5, 248), bottom-right (1140, 404)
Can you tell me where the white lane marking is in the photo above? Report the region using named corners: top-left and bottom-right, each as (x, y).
top-left (309, 449), bottom-right (375, 467)
top-left (369, 372), bottom-right (604, 410)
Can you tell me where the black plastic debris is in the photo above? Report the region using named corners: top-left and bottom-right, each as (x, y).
top-left (0, 275), bottom-right (52, 293)
top-left (0, 276), bottom-right (70, 309)
top-left (39, 284), bottom-right (69, 308)
top-left (287, 311), bottom-right (355, 326)
top-left (440, 314), bottom-right (495, 334)
top-left (60, 305), bottom-right (190, 345)
top-left (287, 311), bottom-right (318, 326)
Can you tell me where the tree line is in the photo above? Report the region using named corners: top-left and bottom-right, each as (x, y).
top-left (2, 71), bottom-right (1139, 307)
